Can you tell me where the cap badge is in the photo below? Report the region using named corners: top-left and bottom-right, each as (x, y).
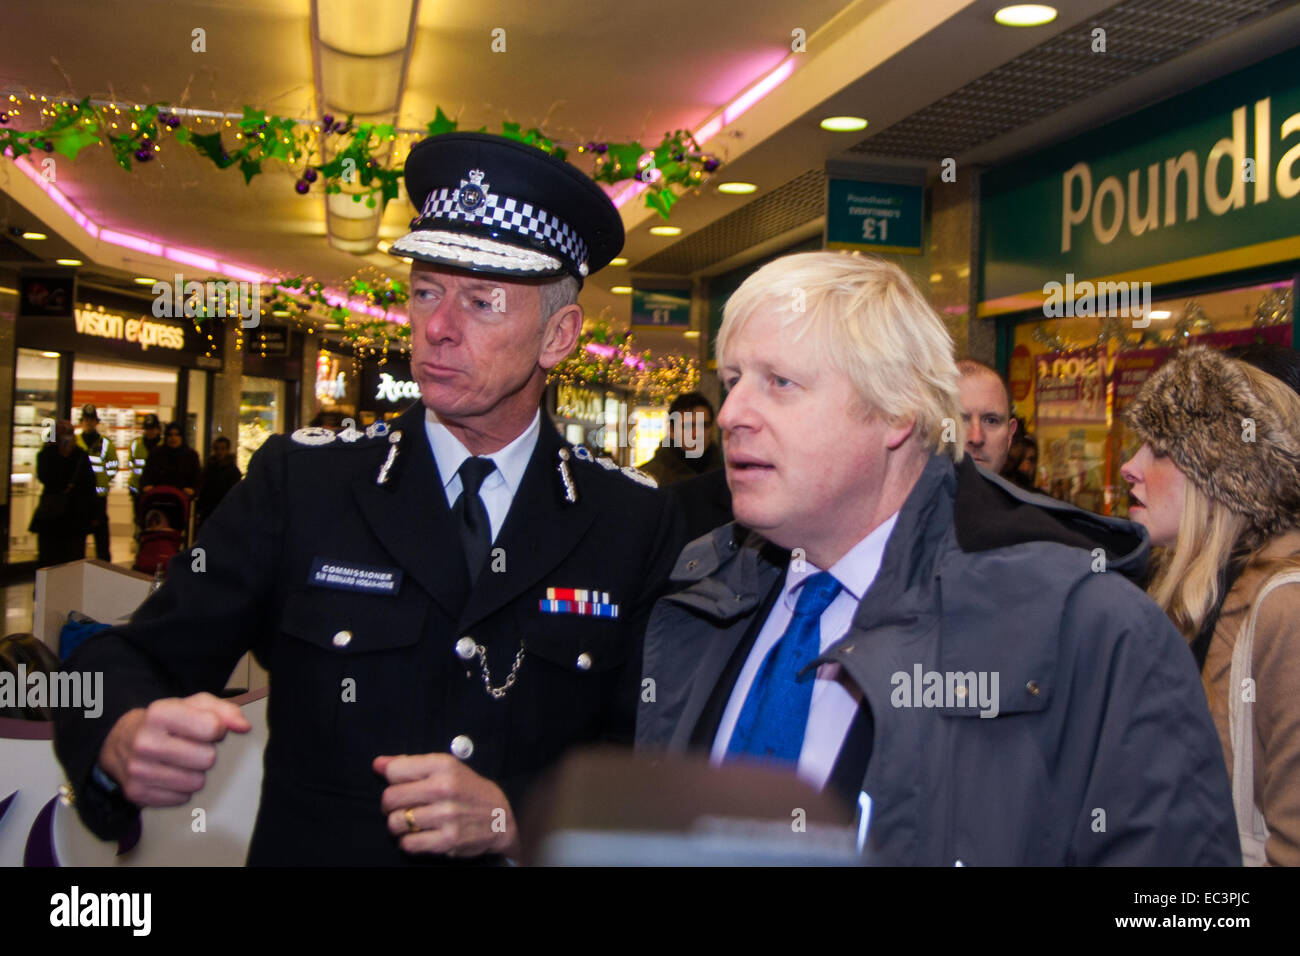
top-left (457, 169), bottom-right (489, 213)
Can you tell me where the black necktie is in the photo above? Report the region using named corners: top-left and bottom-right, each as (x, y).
top-left (454, 457), bottom-right (496, 584)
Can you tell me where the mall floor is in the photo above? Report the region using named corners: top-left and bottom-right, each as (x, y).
top-left (5, 491), bottom-right (142, 636)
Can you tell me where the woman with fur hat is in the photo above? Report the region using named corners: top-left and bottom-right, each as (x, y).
top-left (1122, 345), bottom-right (1300, 866)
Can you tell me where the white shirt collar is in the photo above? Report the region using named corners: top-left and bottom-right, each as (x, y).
top-left (782, 511), bottom-right (901, 608)
top-left (424, 408), bottom-right (540, 495)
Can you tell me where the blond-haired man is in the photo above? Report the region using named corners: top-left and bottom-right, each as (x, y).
top-left (637, 251), bottom-right (1238, 865)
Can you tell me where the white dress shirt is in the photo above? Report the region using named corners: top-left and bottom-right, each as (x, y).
top-left (424, 409), bottom-right (541, 542)
top-left (711, 512), bottom-right (900, 791)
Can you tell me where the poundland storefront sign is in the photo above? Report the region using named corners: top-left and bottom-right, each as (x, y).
top-left (980, 46), bottom-right (1300, 314)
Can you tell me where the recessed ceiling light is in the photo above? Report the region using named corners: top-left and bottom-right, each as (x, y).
top-left (649, 226), bottom-right (682, 237)
top-left (132, 277), bottom-right (157, 285)
top-left (717, 182), bottom-right (757, 195)
top-left (683, 330), bottom-right (701, 338)
top-left (609, 257), bottom-right (629, 267)
top-left (611, 286), bottom-right (633, 295)
top-left (56, 258), bottom-right (83, 266)
top-left (1148, 310), bottom-right (1173, 320)
top-left (994, 4), bottom-right (1057, 26)
top-left (41, 351), bottom-right (61, 358)
top-left (21, 231), bottom-right (48, 240)
top-left (820, 116), bottom-right (868, 132)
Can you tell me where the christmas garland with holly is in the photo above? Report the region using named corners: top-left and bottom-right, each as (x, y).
top-left (0, 95), bottom-right (721, 219)
top-left (551, 322), bottom-right (700, 403)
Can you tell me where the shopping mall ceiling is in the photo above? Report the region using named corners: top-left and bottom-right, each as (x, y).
top-left (2, 0), bottom-right (1298, 353)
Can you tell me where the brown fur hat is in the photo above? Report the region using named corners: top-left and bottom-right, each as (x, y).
top-left (1124, 346), bottom-right (1300, 544)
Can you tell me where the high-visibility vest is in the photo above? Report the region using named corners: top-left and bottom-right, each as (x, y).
top-left (128, 436), bottom-right (158, 493)
top-left (76, 432), bottom-right (120, 497)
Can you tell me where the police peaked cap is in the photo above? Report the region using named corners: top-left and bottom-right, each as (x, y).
top-left (392, 132), bottom-right (625, 285)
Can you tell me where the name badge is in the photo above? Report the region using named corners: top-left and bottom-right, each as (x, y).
top-left (309, 559), bottom-right (403, 595)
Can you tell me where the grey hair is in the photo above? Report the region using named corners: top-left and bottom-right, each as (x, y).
top-left (539, 275), bottom-right (581, 323)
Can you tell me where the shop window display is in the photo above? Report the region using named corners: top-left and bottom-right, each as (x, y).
top-left (1009, 281), bottom-right (1293, 516)
top-left (8, 350), bottom-right (61, 563)
top-left (239, 376), bottom-right (284, 474)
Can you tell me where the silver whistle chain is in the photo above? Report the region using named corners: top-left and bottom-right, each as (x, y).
top-left (474, 643), bottom-right (525, 699)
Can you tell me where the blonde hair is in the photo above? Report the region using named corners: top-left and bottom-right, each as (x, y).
top-left (1148, 481), bottom-right (1250, 640)
top-left (1147, 362), bottom-right (1300, 639)
top-left (716, 252), bottom-right (964, 459)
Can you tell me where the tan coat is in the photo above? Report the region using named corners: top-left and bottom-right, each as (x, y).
top-left (1203, 529), bottom-right (1300, 866)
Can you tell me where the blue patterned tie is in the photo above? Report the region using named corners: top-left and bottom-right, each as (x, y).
top-left (726, 570), bottom-right (843, 764)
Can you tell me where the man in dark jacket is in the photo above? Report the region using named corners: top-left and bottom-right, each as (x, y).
top-left (639, 392), bottom-right (722, 486)
top-left (32, 420), bottom-right (96, 567)
top-left (637, 251), bottom-right (1239, 865)
top-left (195, 435), bottom-right (242, 527)
top-left (140, 422), bottom-right (201, 498)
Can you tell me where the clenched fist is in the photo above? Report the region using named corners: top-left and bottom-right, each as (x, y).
top-left (98, 693), bottom-right (251, 807)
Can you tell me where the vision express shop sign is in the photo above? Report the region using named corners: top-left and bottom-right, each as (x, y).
top-left (980, 45), bottom-right (1300, 314)
top-left (18, 303), bottom-right (221, 368)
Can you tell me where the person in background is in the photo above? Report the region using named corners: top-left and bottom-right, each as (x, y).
top-left (1003, 421), bottom-right (1039, 492)
top-left (127, 413), bottom-right (163, 527)
top-left (956, 360), bottom-right (1017, 475)
top-left (32, 420), bottom-right (96, 568)
top-left (140, 422), bottom-right (201, 499)
top-left (1229, 342), bottom-right (1300, 397)
top-left (75, 404), bottom-right (119, 561)
top-left (667, 465), bottom-right (734, 543)
top-left (1122, 346), bottom-right (1300, 866)
top-left (639, 392), bottom-right (722, 486)
top-left (195, 435), bottom-right (242, 528)
top-left (639, 251), bottom-right (1239, 865)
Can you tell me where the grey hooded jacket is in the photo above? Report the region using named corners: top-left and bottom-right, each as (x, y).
top-left (637, 454), bottom-right (1241, 865)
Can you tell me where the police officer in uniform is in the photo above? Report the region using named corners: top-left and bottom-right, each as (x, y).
top-left (54, 132), bottom-right (684, 865)
top-left (127, 413), bottom-right (163, 527)
top-left (75, 404), bottom-right (119, 561)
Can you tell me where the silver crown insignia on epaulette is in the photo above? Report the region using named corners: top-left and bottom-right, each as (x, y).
top-left (291, 427), bottom-right (337, 446)
top-left (621, 465), bottom-right (658, 488)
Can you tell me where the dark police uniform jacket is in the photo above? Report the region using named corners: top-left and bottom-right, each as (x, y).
top-left (54, 401), bottom-right (683, 865)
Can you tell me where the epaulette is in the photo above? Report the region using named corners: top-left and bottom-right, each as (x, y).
top-left (290, 420), bottom-right (393, 447)
top-left (561, 443), bottom-right (659, 490)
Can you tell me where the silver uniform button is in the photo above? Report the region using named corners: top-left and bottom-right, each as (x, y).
top-left (455, 636), bottom-right (477, 660)
top-left (332, 630), bottom-right (353, 648)
top-left (576, 652), bottom-right (593, 671)
top-left (450, 735), bottom-right (474, 760)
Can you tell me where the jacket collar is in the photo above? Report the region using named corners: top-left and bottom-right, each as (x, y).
top-left (350, 402), bottom-right (472, 619)
top-left (456, 414), bottom-right (597, 629)
top-left (951, 456), bottom-right (1150, 584)
top-left (1220, 528), bottom-right (1300, 617)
